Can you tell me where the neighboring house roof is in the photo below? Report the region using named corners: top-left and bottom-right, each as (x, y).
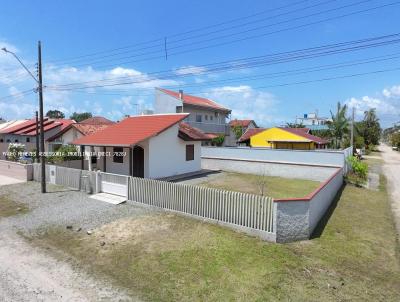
top-left (279, 127), bottom-right (328, 145)
top-left (47, 123), bottom-right (111, 142)
top-left (178, 122), bottom-right (212, 141)
top-left (238, 128), bottom-right (266, 142)
top-left (72, 114), bottom-right (190, 147)
top-left (238, 127), bottom-right (328, 145)
top-left (157, 88), bottom-right (231, 112)
top-left (229, 119), bottom-right (256, 128)
top-left (79, 116), bottom-right (115, 125)
top-left (0, 120), bottom-right (28, 132)
top-left (0, 118), bottom-right (74, 136)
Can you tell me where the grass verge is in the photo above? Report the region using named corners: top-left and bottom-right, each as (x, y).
top-left (31, 175), bottom-right (400, 301)
top-left (0, 195), bottom-right (29, 217)
top-left (196, 172), bottom-right (320, 199)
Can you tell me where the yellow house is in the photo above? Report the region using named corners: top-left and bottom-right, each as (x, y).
top-left (238, 127), bottom-right (328, 150)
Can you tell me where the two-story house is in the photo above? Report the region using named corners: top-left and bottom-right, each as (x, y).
top-left (226, 119), bottom-right (258, 146)
top-left (154, 88), bottom-right (231, 143)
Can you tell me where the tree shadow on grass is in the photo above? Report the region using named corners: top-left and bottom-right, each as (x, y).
top-left (310, 183), bottom-right (346, 239)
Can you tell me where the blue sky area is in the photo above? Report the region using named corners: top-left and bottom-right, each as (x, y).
top-left (0, 0), bottom-right (399, 127)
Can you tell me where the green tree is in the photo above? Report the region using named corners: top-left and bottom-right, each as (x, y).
top-left (46, 110), bottom-right (65, 119)
top-left (211, 135), bottom-right (225, 146)
top-left (70, 112), bottom-right (92, 122)
top-left (357, 109), bottom-right (381, 149)
top-left (232, 125), bottom-right (243, 140)
top-left (285, 122), bottom-right (305, 128)
top-left (7, 143), bottom-right (25, 162)
top-left (329, 102), bottom-right (349, 149)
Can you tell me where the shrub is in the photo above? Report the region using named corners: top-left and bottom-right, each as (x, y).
top-left (346, 156), bottom-right (368, 186)
top-left (48, 145), bottom-right (81, 163)
top-left (7, 143), bottom-right (25, 162)
top-left (211, 135), bottom-right (225, 146)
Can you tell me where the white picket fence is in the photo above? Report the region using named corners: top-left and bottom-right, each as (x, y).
top-left (33, 163), bottom-right (94, 191)
top-left (128, 177), bottom-right (275, 233)
top-left (32, 164), bottom-right (276, 236)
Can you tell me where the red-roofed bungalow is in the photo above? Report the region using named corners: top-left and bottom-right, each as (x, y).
top-left (71, 114), bottom-right (211, 178)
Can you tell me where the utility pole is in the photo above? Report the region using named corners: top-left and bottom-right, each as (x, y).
top-left (350, 107), bottom-right (355, 152)
top-left (35, 111), bottom-right (39, 162)
top-left (2, 43), bottom-right (46, 192)
top-left (38, 41), bottom-right (46, 193)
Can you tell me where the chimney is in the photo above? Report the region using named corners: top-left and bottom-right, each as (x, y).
top-left (179, 90), bottom-right (183, 100)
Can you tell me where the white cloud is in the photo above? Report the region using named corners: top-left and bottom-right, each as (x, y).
top-left (346, 84), bottom-right (400, 126)
top-left (174, 65), bottom-right (207, 76)
top-left (203, 85), bottom-right (282, 126)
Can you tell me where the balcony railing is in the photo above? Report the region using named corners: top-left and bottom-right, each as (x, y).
top-left (185, 121), bottom-right (230, 135)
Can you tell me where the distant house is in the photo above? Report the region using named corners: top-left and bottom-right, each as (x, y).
top-left (47, 116), bottom-right (114, 151)
top-left (226, 119), bottom-right (258, 146)
top-left (0, 118), bottom-right (74, 156)
top-left (153, 88), bottom-right (231, 142)
top-left (238, 127), bottom-right (328, 150)
top-left (295, 112), bottom-right (331, 131)
top-left (72, 114), bottom-right (210, 178)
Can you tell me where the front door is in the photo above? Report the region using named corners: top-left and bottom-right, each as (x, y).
top-left (132, 146), bottom-right (144, 178)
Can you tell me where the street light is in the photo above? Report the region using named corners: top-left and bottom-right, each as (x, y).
top-left (2, 43), bottom-right (46, 193)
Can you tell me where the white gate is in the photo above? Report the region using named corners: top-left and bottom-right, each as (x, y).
top-left (100, 172), bottom-right (128, 197)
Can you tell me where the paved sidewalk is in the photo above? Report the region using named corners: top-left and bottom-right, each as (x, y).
top-left (0, 175), bottom-right (24, 186)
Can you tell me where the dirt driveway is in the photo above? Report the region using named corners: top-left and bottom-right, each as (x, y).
top-left (379, 144), bottom-right (400, 236)
top-left (0, 182), bottom-right (147, 301)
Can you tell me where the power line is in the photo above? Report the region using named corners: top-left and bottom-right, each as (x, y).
top-left (46, 52), bottom-right (400, 94)
top-left (45, 0), bottom-right (313, 65)
top-left (46, 66), bottom-right (400, 99)
top-left (46, 34), bottom-right (400, 90)
top-left (60, 0), bottom-right (397, 70)
top-left (0, 88), bottom-right (35, 101)
top-left (49, 0), bottom-right (338, 67)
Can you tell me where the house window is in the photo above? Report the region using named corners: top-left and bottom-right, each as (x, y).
top-left (176, 106), bottom-right (183, 113)
top-left (205, 115), bottom-right (208, 121)
top-left (6, 139), bottom-right (10, 143)
top-left (196, 115), bottom-right (202, 123)
top-left (186, 144), bottom-right (194, 161)
top-left (91, 156), bottom-right (97, 164)
top-left (210, 115), bottom-right (213, 121)
top-left (113, 147), bottom-right (124, 163)
top-left (0, 139), bottom-right (3, 143)
top-left (14, 139), bottom-right (18, 142)
top-left (26, 137), bottom-right (30, 143)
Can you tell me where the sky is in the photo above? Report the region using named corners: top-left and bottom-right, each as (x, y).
top-left (0, 0), bottom-right (399, 128)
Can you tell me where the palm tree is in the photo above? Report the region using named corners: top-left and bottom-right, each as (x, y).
top-left (329, 102), bottom-right (349, 149)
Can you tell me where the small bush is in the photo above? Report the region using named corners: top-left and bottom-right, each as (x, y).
top-left (7, 143), bottom-right (25, 161)
top-left (346, 156), bottom-right (368, 186)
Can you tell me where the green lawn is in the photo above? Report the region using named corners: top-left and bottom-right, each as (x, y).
top-left (32, 174), bottom-right (400, 301)
top-left (196, 172), bottom-right (321, 199)
top-left (0, 195), bottom-right (28, 217)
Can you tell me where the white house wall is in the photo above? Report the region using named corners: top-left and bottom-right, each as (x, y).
top-left (104, 146), bottom-right (131, 176)
top-left (154, 89), bottom-right (182, 114)
top-left (148, 124), bottom-right (201, 178)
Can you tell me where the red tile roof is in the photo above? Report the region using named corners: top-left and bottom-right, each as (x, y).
top-left (238, 128), bottom-right (266, 142)
top-left (80, 116), bottom-right (115, 125)
top-left (158, 88), bottom-right (231, 112)
top-left (178, 122), bottom-right (211, 141)
top-left (72, 114), bottom-right (189, 146)
top-left (0, 118), bottom-right (74, 136)
top-left (279, 127), bottom-right (328, 145)
top-left (229, 119), bottom-right (255, 128)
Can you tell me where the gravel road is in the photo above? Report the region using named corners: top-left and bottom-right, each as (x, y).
top-left (379, 144), bottom-right (400, 236)
top-left (0, 181), bottom-right (150, 301)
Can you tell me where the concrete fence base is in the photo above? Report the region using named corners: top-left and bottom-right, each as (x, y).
top-left (0, 160), bottom-right (33, 181)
